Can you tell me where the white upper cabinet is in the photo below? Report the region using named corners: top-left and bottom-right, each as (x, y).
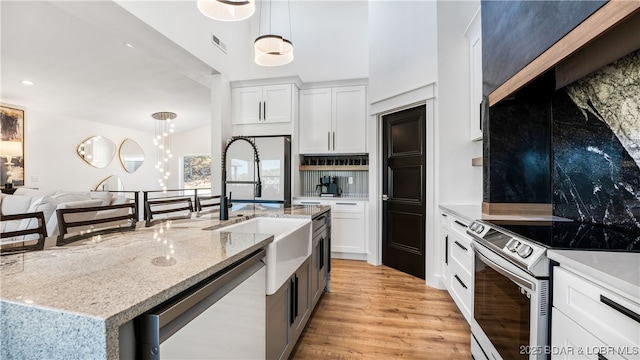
top-left (232, 84), bottom-right (293, 125)
top-left (299, 88), bottom-right (332, 153)
top-left (299, 85), bottom-right (366, 154)
top-left (465, 9), bottom-right (483, 141)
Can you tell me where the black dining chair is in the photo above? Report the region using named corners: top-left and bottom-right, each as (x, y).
top-left (56, 203), bottom-right (138, 246)
top-left (1, 211), bottom-right (47, 255)
top-left (144, 197), bottom-right (194, 226)
top-left (195, 195), bottom-right (221, 215)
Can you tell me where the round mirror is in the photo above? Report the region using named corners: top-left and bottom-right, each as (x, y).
top-left (95, 175), bottom-right (125, 192)
top-left (119, 138), bottom-right (145, 173)
top-left (77, 136), bottom-right (117, 168)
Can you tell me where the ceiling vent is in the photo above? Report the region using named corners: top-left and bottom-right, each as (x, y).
top-left (211, 34), bottom-right (227, 54)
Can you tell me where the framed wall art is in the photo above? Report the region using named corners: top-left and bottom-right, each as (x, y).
top-left (0, 104), bottom-right (25, 188)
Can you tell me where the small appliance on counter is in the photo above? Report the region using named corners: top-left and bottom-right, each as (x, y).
top-left (316, 176), bottom-right (342, 197)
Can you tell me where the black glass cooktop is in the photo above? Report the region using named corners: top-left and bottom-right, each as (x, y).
top-left (483, 220), bottom-right (640, 252)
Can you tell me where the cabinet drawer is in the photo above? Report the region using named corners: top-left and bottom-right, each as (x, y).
top-left (553, 267), bottom-right (640, 352)
top-left (551, 309), bottom-right (612, 360)
top-left (331, 201), bottom-right (364, 213)
top-left (450, 233), bottom-right (473, 264)
top-left (293, 200), bottom-right (326, 206)
top-left (449, 259), bottom-right (473, 321)
top-left (440, 212), bottom-right (450, 227)
top-left (450, 217), bottom-right (471, 239)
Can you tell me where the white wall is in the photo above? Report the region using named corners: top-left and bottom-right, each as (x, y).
top-left (24, 110), bottom-right (212, 194)
top-left (210, 74), bottom-right (233, 196)
top-left (170, 124), bottom-right (213, 189)
top-left (436, 0), bottom-right (483, 205)
top-left (368, 1), bottom-right (438, 104)
top-left (25, 110), bottom-right (160, 192)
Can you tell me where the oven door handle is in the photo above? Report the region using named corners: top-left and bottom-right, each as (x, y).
top-left (475, 247), bottom-right (535, 291)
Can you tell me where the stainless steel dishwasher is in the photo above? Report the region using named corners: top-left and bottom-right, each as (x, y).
top-left (138, 249), bottom-right (266, 360)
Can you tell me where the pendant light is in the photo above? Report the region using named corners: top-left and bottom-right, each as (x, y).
top-left (197, 0), bottom-right (255, 22)
top-left (254, 0), bottom-right (294, 66)
top-left (151, 112), bottom-right (176, 192)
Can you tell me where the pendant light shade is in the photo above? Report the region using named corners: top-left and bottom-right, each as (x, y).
top-left (197, 0), bottom-right (255, 22)
top-left (254, 35), bottom-right (294, 66)
top-left (254, 0), bottom-right (294, 66)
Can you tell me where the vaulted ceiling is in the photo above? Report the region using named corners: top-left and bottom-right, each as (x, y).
top-left (0, 1), bottom-right (369, 134)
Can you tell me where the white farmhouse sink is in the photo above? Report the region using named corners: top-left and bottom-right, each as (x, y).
top-left (215, 217), bottom-right (312, 295)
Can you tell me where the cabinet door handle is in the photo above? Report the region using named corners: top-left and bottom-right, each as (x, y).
top-left (454, 220), bottom-right (468, 228)
top-left (441, 213), bottom-right (447, 218)
top-left (454, 240), bottom-right (468, 252)
top-left (332, 131), bottom-right (336, 150)
top-left (327, 132), bottom-right (331, 151)
top-left (445, 235), bottom-right (449, 265)
top-left (263, 101), bottom-right (266, 121)
top-left (336, 202), bottom-right (357, 206)
top-left (258, 101), bottom-right (262, 120)
top-left (294, 274), bottom-right (299, 318)
top-left (454, 274), bottom-right (467, 289)
top-left (600, 295), bottom-right (640, 323)
top-left (319, 237), bottom-right (324, 270)
top-left (301, 201), bottom-right (321, 205)
top-left (289, 277), bottom-right (296, 325)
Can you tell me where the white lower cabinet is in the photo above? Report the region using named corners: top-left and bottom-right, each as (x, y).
top-left (294, 199), bottom-right (367, 260)
top-left (551, 266), bottom-right (640, 360)
top-left (439, 210), bottom-right (474, 323)
top-left (331, 201), bottom-right (365, 257)
top-left (552, 310), bottom-right (609, 360)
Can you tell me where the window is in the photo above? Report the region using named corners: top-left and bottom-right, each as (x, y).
top-left (182, 154), bottom-right (211, 190)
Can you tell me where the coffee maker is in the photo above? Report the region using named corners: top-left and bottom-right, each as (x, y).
top-left (316, 176), bottom-right (341, 197)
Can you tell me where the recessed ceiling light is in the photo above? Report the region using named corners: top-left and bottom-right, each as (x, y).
top-left (124, 42), bottom-right (134, 48)
top-left (21, 80), bottom-right (35, 86)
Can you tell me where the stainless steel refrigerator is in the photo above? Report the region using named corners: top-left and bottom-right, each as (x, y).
top-left (225, 135), bottom-right (291, 206)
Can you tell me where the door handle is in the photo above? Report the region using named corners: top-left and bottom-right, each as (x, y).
top-left (327, 132), bottom-right (331, 151)
top-left (263, 102), bottom-right (266, 121)
top-left (445, 235), bottom-right (449, 265)
top-left (454, 220), bottom-right (468, 228)
top-left (382, 194), bottom-right (388, 201)
top-left (454, 274), bottom-right (468, 289)
top-left (454, 240), bottom-right (468, 252)
top-left (332, 131), bottom-right (336, 150)
top-left (289, 277), bottom-right (295, 325)
top-left (258, 101), bottom-right (262, 121)
top-left (600, 295), bottom-right (640, 323)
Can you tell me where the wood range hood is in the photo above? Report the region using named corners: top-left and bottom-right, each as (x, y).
top-left (482, 1), bottom-right (640, 218)
top-left (488, 1), bottom-right (640, 107)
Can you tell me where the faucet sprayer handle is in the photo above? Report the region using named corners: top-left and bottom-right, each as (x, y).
top-left (255, 181), bottom-right (262, 198)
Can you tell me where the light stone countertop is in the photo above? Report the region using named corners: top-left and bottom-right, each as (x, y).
top-left (547, 250), bottom-right (640, 302)
top-left (0, 204), bottom-right (330, 360)
top-left (438, 204), bottom-right (483, 223)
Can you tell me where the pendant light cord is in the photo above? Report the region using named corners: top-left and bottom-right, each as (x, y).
top-left (258, 0), bottom-right (263, 37)
top-left (288, 0), bottom-right (292, 42)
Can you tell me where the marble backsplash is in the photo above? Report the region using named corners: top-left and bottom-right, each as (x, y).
top-left (484, 49), bottom-right (640, 232)
top-left (553, 49), bottom-right (640, 232)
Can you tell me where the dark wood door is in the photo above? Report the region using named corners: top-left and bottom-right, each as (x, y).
top-left (382, 106), bottom-right (426, 279)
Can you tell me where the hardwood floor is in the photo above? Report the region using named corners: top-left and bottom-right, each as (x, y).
top-left (290, 259), bottom-right (472, 359)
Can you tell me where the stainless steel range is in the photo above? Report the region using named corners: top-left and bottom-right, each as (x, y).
top-left (466, 219), bottom-right (640, 360)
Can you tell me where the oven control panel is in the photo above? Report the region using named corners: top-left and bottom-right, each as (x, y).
top-left (467, 221), bottom-right (550, 277)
